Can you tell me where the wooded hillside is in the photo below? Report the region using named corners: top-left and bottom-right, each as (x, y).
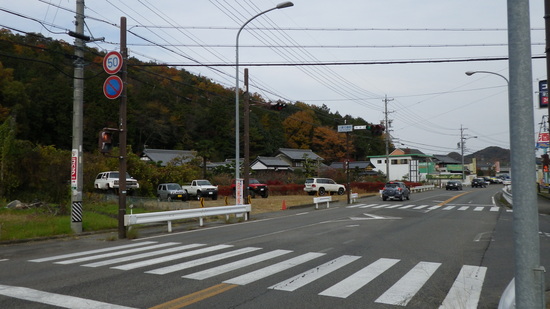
top-left (0, 29), bottom-right (386, 163)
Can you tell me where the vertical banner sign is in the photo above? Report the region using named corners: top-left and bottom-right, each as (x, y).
top-left (71, 149), bottom-right (78, 190)
top-left (539, 80), bottom-right (548, 108)
top-left (236, 178), bottom-right (244, 205)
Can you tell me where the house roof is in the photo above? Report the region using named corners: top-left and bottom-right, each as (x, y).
top-left (432, 154), bottom-right (461, 164)
top-left (253, 156), bottom-right (292, 168)
top-left (276, 148), bottom-right (323, 161)
top-left (140, 149), bottom-right (196, 166)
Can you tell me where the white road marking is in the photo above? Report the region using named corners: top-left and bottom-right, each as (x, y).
top-left (112, 244), bottom-right (233, 270)
top-left (0, 284), bottom-right (136, 309)
top-left (224, 252), bottom-right (325, 285)
top-left (270, 255), bottom-right (361, 291)
top-left (375, 261), bottom-right (441, 306)
top-left (473, 207), bottom-right (484, 211)
top-left (183, 249), bottom-right (292, 280)
top-left (319, 258), bottom-right (400, 298)
top-left (82, 243), bottom-right (205, 267)
top-left (146, 247), bottom-right (261, 275)
top-left (29, 241), bottom-right (158, 262)
top-left (55, 242), bottom-right (180, 265)
top-left (439, 265), bottom-right (487, 309)
top-left (458, 206), bottom-right (469, 211)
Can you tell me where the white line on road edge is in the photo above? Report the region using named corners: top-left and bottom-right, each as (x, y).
top-left (0, 284), bottom-right (136, 309)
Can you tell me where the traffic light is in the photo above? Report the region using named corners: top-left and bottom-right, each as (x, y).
top-left (543, 154), bottom-right (550, 172)
top-left (99, 130), bottom-right (113, 153)
top-left (369, 124), bottom-right (385, 136)
top-left (270, 102), bottom-right (287, 111)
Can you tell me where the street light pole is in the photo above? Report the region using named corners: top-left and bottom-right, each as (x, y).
top-left (235, 1), bottom-right (293, 202)
top-left (465, 70), bottom-right (509, 84)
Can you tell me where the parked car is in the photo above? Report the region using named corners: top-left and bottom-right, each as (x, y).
top-left (472, 178), bottom-right (487, 188)
top-left (382, 181), bottom-right (410, 201)
top-left (94, 171), bottom-right (139, 192)
top-left (304, 178), bottom-right (346, 196)
top-left (157, 183), bottom-right (188, 201)
top-left (231, 178), bottom-right (269, 198)
top-left (445, 180), bottom-right (463, 190)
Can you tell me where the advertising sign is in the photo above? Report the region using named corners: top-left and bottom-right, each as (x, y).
top-left (71, 149), bottom-right (78, 190)
top-left (235, 178), bottom-right (244, 205)
top-left (537, 132), bottom-right (549, 148)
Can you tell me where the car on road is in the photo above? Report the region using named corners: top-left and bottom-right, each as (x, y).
top-left (382, 181), bottom-right (410, 201)
top-left (304, 178), bottom-right (346, 196)
top-left (445, 180), bottom-right (463, 190)
top-left (157, 183), bottom-right (188, 201)
top-left (472, 178), bottom-right (487, 188)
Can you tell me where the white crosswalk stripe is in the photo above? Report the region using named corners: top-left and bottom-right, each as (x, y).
top-left (319, 258), bottom-right (400, 298)
top-left (183, 249), bottom-right (292, 280)
top-left (439, 265), bottom-right (487, 309)
top-left (375, 261), bottom-right (441, 306)
top-left (28, 242), bottom-right (489, 307)
top-left (348, 203), bottom-right (507, 213)
top-left (145, 247), bottom-right (261, 275)
top-left (224, 252), bottom-right (325, 285)
top-left (112, 244), bottom-right (233, 271)
top-left (55, 242), bottom-right (180, 265)
top-left (270, 255), bottom-right (361, 292)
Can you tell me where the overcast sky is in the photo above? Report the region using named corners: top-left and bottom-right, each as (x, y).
top-left (1, 0), bottom-right (548, 156)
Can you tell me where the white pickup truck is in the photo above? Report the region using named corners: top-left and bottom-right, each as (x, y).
top-left (181, 179), bottom-right (218, 200)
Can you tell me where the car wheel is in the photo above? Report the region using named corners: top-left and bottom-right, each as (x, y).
top-left (406, 194), bottom-right (410, 200)
top-left (382, 196), bottom-right (387, 201)
top-left (196, 191), bottom-right (202, 200)
top-left (399, 195), bottom-right (404, 201)
top-left (182, 192), bottom-right (188, 201)
top-left (318, 188), bottom-right (326, 196)
top-left (337, 188), bottom-right (345, 195)
top-left (167, 196), bottom-right (172, 202)
top-left (157, 195), bottom-right (162, 202)
top-left (261, 191), bottom-right (269, 198)
top-left (212, 195), bottom-right (218, 201)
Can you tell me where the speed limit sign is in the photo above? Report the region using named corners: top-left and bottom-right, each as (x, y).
top-left (103, 51), bottom-right (123, 74)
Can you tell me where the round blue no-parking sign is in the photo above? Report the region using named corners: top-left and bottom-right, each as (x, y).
top-left (103, 75), bottom-right (123, 99)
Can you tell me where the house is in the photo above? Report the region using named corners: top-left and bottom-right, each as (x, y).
top-left (368, 148), bottom-right (434, 182)
top-left (250, 156), bottom-right (293, 171)
top-left (140, 149), bottom-right (196, 167)
top-left (275, 148), bottom-right (323, 169)
top-left (329, 161), bottom-right (378, 176)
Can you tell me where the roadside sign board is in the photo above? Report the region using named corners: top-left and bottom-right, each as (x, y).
top-left (537, 132), bottom-right (549, 148)
top-left (235, 178), bottom-right (244, 205)
top-left (338, 125), bottom-right (353, 132)
top-left (103, 75), bottom-right (123, 99)
top-left (103, 51), bottom-right (123, 75)
top-left (354, 125), bottom-right (367, 130)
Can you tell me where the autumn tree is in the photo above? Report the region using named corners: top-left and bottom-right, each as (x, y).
top-left (282, 109), bottom-right (318, 149)
top-left (312, 126), bottom-right (350, 164)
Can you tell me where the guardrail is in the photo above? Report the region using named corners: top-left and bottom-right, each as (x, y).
top-left (313, 196), bottom-right (332, 209)
top-left (124, 204), bottom-right (251, 232)
top-left (410, 185), bottom-right (435, 193)
top-left (502, 185), bottom-right (512, 205)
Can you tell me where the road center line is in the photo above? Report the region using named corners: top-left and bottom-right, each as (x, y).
top-left (149, 283), bottom-right (237, 309)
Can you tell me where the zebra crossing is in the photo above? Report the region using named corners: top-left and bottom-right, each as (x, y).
top-left (28, 241), bottom-right (487, 307)
top-left (347, 203), bottom-right (511, 213)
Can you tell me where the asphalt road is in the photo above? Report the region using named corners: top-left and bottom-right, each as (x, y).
top-left (1, 185), bottom-right (549, 308)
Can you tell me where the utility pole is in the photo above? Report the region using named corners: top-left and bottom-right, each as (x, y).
top-left (508, 1), bottom-right (544, 307)
top-left (383, 95), bottom-right (393, 182)
top-left (243, 68), bottom-right (250, 199)
top-left (118, 17), bottom-right (128, 239)
top-left (70, 0), bottom-right (85, 234)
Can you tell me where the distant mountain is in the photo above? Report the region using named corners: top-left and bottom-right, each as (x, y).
top-left (447, 146), bottom-right (510, 165)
